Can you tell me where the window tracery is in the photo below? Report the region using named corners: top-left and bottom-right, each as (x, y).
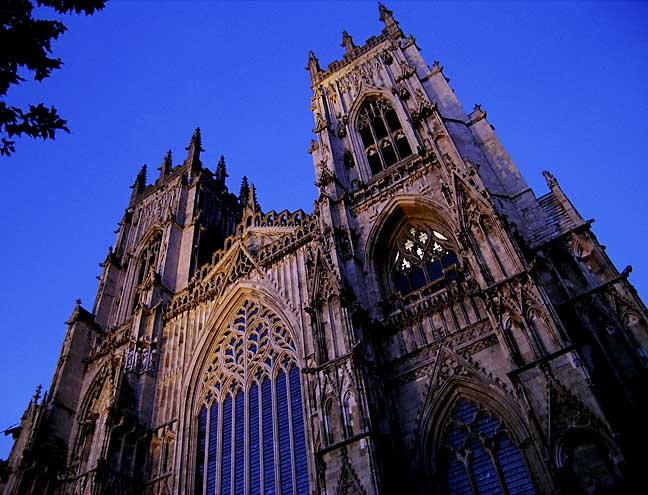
top-left (195, 300), bottom-right (309, 495)
top-left (441, 399), bottom-right (536, 495)
top-left (357, 97), bottom-right (412, 175)
top-left (390, 225), bottom-right (459, 295)
top-left (136, 232), bottom-right (162, 287)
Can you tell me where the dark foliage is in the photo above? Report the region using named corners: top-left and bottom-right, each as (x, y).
top-left (0, 0), bottom-right (105, 156)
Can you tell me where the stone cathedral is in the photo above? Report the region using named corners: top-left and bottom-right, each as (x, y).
top-left (3, 5), bottom-right (647, 495)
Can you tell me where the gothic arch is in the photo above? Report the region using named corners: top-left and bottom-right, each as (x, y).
top-left (347, 90), bottom-right (415, 180)
top-left (177, 283), bottom-right (311, 494)
top-left (415, 378), bottom-right (545, 493)
top-left (364, 195), bottom-right (460, 299)
top-left (71, 362), bottom-right (118, 473)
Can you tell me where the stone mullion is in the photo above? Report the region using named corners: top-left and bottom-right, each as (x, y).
top-left (461, 450), bottom-right (479, 495)
top-left (484, 444), bottom-right (511, 495)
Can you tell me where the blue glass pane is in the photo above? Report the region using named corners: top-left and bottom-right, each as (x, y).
top-left (234, 392), bottom-right (245, 495)
top-left (249, 383), bottom-right (261, 495)
top-left (426, 259), bottom-right (443, 281)
top-left (446, 424), bottom-right (469, 451)
top-left (409, 266), bottom-right (427, 290)
top-left (442, 251), bottom-right (459, 267)
top-left (221, 395), bottom-right (233, 495)
top-left (495, 435), bottom-right (536, 495)
top-left (195, 406), bottom-right (207, 495)
top-left (469, 438), bottom-right (503, 495)
top-left (474, 413), bottom-right (500, 439)
top-left (446, 454), bottom-right (473, 495)
top-left (262, 379), bottom-right (275, 494)
top-left (289, 366), bottom-right (309, 494)
top-left (452, 400), bottom-right (478, 424)
top-left (207, 403), bottom-right (219, 495)
top-left (277, 371), bottom-right (293, 494)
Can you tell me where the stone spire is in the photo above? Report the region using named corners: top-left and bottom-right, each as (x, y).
top-left (341, 30), bottom-right (356, 55)
top-left (185, 127), bottom-right (204, 171)
top-left (159, 149), bottom-right (172, 178)
top-left (215, 155), bottom-right (228, 185)
top-left (306, 50), bottom-right (322, 82)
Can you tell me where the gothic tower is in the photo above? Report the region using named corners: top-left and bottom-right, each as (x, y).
top-left (2, 5), bottom-right (646, 495)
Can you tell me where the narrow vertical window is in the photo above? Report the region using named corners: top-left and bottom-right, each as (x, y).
top-left (195, 301), bottom-right (310, 494)
top-left (194, 406), bottom-right (207, 495)
top-left (221, 395), bottom-right (233, 495)
top-left (249, 383), bottom-right (261, 495)
top-left (206, 403), bottom-right (218, 494)
top-left (357, 97), bottom-right (412, 175)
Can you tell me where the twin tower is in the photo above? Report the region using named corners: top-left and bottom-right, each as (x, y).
top-left (3, 5), bottom-right (646, 495)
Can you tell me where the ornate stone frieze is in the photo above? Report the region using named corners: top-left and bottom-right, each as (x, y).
top-left (350, 153), bottom-right (438, 213)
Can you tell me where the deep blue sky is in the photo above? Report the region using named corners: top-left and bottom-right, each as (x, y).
top-left (1, 1), bottom-right (647, 458)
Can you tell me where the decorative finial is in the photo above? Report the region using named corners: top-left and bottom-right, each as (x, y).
top-left (341, 30), bottom-right (356, 55)
top-left (379, 2), bottom-right (398, 29)
top-left (32, 385), bottom-right (42, 404)
top-left (185, 127), bottom-right (204, 170)
top-left (215, 155), bottom-right (228, 184)
top-left (130, 164), bottom-right (147, 198)
top-left (542, 170), bottom-right (558, 189)
top-left (159, 150), bottom-right (172, 178)
top-left (306, 51), bottom-right (322, 81)
top-left (245, 183), bottom-right (259, 213)
top-left (239, 176), bottom-right (250, 205)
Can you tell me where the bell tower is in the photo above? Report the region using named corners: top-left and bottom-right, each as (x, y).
top-left (306, 3), bottom-right (647, 494)
top-left (3, 128), bottom-right (241, 494)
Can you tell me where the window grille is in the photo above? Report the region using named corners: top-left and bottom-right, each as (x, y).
top-left (195, 300), bottom-right (309, 495)
top-left (441, 399), bottom-right (536, 495)
top-left (357, 97), bottom-right (412, 175)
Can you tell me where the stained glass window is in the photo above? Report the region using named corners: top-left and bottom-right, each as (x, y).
top-left (195, 300), bottom-right (309, 494)
top-left (441, 399), bottom-right (536, 495)
top-left (357, 98), bottom-right (412, 175)
top-left (391, 226), bottom-right (459, 295)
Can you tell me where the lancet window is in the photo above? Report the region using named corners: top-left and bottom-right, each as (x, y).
top-left (357, 97), bottom-right (412, 175)
top-left (390, 225), bottom-right (459, 295)
top-left (441, 399), bottom-right (536, 495)
top-left (136, 232), bottom-right (162, 286)
top-left (195, 300), bottom-right (309, 495)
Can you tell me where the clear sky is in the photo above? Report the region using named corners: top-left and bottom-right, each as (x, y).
top-left (1, 0), bottom-right (647, 458)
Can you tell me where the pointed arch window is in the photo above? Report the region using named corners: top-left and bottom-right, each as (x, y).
top-left (390, 225), bottom-right (459, 296)
top-left (441, 399), bottom-right (536, 495)
top-left (194, 300), bottom-right (310, 495)
top-left (136, 232), bottom-right (162, 286)
top-left (357, 97), bottom-right (412, 175)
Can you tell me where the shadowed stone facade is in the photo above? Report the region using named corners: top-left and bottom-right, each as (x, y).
top-left (2, 5), bottom-right (647, 495)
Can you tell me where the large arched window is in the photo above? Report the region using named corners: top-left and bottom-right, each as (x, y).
top-left (357, 97), bottom-right (412, 175)
top-left (195, 300), bottom-right (309, 495)
top-left (390, 225), bottom-right (459, 296)
top-left (440, 399), bottom-right (536, 495)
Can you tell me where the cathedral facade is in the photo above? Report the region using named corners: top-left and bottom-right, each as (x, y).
top-left (2, 5), bottom-right (647, 495)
